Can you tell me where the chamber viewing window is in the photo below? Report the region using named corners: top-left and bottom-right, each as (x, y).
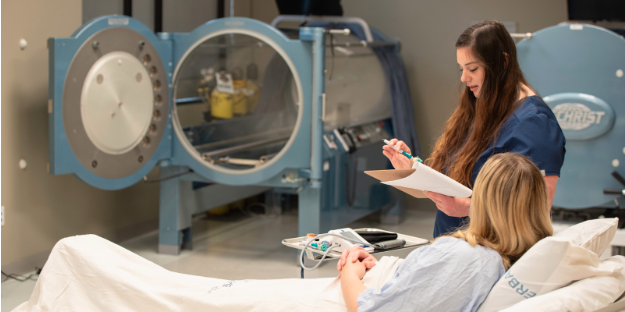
top-left (173, 33), bottom-right (300, 171)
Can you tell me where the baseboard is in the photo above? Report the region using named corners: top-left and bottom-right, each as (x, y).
top-left (1, 249), bottom-right (51, 278)
top-left (98, 218), bottom-right (159, 245)
top-left (1, 218), bottom-right (159, 276)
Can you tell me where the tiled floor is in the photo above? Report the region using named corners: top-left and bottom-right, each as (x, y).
top-left (1, 205), bottom-right (437, 311)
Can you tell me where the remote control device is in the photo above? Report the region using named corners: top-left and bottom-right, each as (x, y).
top-left (328, 228), bottom-right (375, 253)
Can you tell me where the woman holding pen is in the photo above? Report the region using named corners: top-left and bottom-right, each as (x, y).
top-left (383, 21), bottom-right (565, 237)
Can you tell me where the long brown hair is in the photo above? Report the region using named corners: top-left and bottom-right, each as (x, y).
top-left (444, 153), bottom-right (553, 269)
top-left (427, 21), bottom-right (534, 188)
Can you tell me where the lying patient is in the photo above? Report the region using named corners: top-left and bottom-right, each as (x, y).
top-left (14, 153), bottom-right (552, 312)
top-left (337, 152), bottom-right (553, 312)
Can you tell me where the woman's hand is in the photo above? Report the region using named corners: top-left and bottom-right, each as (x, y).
top-left (337, 246), bottom-right (377, 276)
top-left (382, 139), bottom-right (413, 169)
top-left (341, 258), bottom-right (367, 280)
top-left (423, 191), bottom-right (471, 217)
top-left (341, 260), bottom-right (368, 312)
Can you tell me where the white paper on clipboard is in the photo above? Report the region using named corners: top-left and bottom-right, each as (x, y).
top-left (366, 162), bottom-right (472, 198)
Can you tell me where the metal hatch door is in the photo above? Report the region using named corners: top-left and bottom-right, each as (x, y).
top-left (49, 16), bottom-right (172, 190)
top-left (168, 18), bottom-right (313, 185)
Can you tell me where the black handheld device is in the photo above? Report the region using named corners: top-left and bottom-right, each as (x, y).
top-left (355, 230), bottom-right (398, 244)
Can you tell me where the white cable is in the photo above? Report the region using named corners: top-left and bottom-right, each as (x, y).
top-left (298, 233), bottom-right (365, 271)
top-left (300, 245), bottom-right (339, 271)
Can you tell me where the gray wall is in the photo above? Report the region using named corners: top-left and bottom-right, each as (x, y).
top-left (1, 0), bottom-right (162, 268)
top-left (228, 0), bottom-right (281, 24)
top-left (83, 0), bottom-right (218, 32)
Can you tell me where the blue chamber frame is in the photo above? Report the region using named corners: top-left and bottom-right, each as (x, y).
top-left (49, 16), bottom-right (315, 189)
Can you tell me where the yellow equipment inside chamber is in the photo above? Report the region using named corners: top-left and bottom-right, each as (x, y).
top-left (210, 71), bottom-right (253, 119)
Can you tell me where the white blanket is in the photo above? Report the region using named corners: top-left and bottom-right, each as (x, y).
top-left (13, 235), bottom-right (403, 312)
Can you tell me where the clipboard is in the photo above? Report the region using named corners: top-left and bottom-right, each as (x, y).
top-left (365, 169), bottom-right (428, 198)
top-left (365, 163), bottom-right (472, 198)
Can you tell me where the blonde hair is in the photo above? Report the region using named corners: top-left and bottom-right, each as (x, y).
top-left (444, 153), bottom-right (553, 269)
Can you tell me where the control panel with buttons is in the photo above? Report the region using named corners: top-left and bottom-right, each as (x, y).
top-left (327, 121), bottom-right (390, 153)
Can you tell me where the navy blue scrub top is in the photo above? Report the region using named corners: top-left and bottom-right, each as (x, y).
top-left (433, 96), bottom-right (566, 238)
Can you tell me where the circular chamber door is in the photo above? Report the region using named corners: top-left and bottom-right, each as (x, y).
top-left (172, 31), bottom-right (302, 174)
top-left (62, 26), bottom-right (169, 179)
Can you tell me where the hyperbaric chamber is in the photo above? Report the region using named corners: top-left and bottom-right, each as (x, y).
top-left (172, 30), bottom-right (392, 172)
top-left (517, 23), bottom-right (625, 209)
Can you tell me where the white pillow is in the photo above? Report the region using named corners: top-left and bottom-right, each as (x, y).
top-left (478, 237), bottom-right (622, 312)
top-left (500, 256), bottom-right (625, 312)
top-left (554, 218), bottom-right (618, 256)
top-left (478, 218), bottom-right (620, 312)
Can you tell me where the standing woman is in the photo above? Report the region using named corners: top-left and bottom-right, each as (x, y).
top-left (384, 21), bottom-right (565, 237)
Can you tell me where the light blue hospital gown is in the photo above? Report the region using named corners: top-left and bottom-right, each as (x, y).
top-left (357, 237), bottom-right (505, 312)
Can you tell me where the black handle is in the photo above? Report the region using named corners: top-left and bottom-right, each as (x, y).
top-left (604, 189), bottom-right (624, 195)
top-left (613, 171), bottom-right (625, 187)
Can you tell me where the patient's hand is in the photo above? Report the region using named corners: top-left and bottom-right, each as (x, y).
top-left (337, 246), bottom-right (377, 276)
top-left (342, 258), bottom-right (367, 280)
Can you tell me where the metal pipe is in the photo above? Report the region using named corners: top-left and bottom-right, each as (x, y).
top-left (123, 0), bottom-right (132, 17)
top-left (510, 32), bottom-right (532, 39)
top-left (327, 41), bottom-right (396, 48)
top-left (200, 136), bottom-right (289, 159)
top-left (193, 127), bottom-right (293, 151)
top-left (271, 15), bottom-right (375, 42)
top-left (325, 29), bottom-right (350, 36)
top-left (259, 153), bottom-right (277, 163)
top-left (217, 0), bottom-right (225, 18)
top-left (154, 0), bottom-right (162, 33)
top-left (321, 93), bottom-right (327, 122)
top-left (175, 96), bottom-right (205, 105)
top-left (216, 157), bottom-right (260, 166)
top-left (310, 27), bottom-right (326, 182)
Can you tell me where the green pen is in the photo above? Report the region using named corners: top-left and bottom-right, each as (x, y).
top-left (383, 139), bottom-right (423, 163)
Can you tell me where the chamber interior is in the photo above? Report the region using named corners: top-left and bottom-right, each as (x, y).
top-left (173, 33), bottom-right (300, 170)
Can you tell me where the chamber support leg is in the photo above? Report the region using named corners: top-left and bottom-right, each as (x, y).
top-left (158, 166), bottom-right (184, 255)
top-left (298, 185), bottom-right (322, 236)
top-left (181, 227), bottom-right (193, 251)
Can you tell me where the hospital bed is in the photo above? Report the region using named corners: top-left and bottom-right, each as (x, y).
top-left (12, 218), bottom-right (625, 312)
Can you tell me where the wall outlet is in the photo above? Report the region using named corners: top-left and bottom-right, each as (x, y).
top-left (2, 206), bottom-right (4, 226)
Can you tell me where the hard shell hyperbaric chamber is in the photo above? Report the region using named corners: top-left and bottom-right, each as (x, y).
top-left (517, 23), bottom-right (625, 209)
top-left (172, 30), bottom-right (391, 171)
top-left (48, 16), bottom-right (411, 254)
